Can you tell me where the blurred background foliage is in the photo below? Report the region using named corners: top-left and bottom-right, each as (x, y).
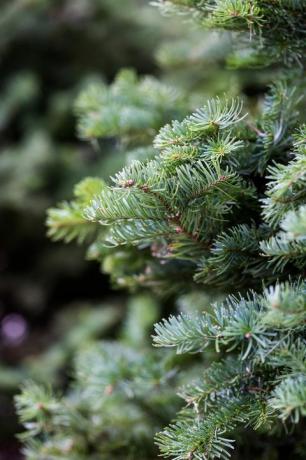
top-left (0, 0), bottom-right (279, 458)
top-left (0, 0), bottom-right (164, 456)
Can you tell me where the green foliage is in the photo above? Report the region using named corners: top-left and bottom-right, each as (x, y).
top-left (16, 296), bottom-right (183, 459)
top-left (75, 69), bottom-right (186, 142)
top-left (46, 69), bottom-right (191, 292)
top-left (0, 304), bottom-right (121, 392)
top-left (0, 0), bottom-right (167, 335)
top-left (48, 80), bottom-right (304, 294)
top-left (0, 0), bottom-right (172, 451)
top-left (47, 178), bottom-right (105, 243)
top-left (17, 1), bottom-right (306, 460)
top-left (153, 0), bottom-right (306, 67)
top-left (0, 0), bottom-right (166, 318)
top-left (153, 281), bottom-right (306, 459)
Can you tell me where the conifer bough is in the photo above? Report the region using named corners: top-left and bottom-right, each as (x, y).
top-left (153, 0), bottom-right (306, 67)
top-left (17, 1), bottom-right (306, 459)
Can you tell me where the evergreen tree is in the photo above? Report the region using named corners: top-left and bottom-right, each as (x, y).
top-left (17, 2), bottom-right (306, 459)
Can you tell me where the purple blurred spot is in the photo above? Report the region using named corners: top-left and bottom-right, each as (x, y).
top-left (1, 314), bottom-right (28, 345)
